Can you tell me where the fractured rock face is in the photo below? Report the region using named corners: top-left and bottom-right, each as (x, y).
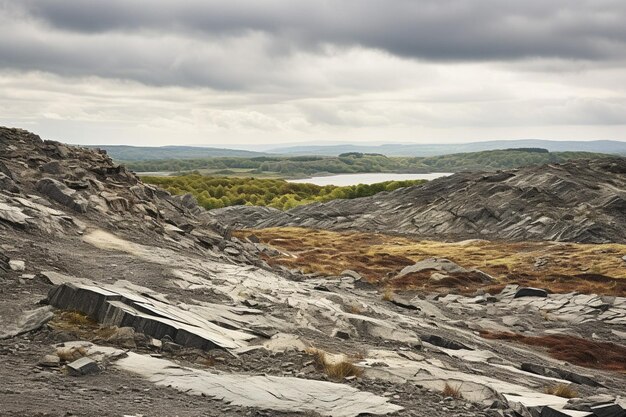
top-left (36, 178), bottom-right (88, 213)
top-left (46, 278), bottom-right (256, 350)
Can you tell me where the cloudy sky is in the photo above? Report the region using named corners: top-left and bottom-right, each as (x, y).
top-left (1, 0), bottom-right (625, 146)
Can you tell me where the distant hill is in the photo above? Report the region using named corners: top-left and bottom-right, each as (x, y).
top-left (88, 145), bottom-right (267, 160)
top-left (124, 148), bottom-right (610, 175)
top-left (267, 140), bottom-right (626, 156)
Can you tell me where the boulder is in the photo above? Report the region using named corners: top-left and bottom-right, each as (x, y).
top-left (36, 178), bottom-right (88, 213)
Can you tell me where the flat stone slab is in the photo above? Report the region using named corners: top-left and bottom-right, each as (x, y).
top-left (47, 280), bottom-right (255, 350)
top-left (76, 343), bottom-right (401, 417)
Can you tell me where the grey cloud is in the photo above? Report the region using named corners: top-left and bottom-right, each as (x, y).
top-left (12, 0), bottom-right (626, 61)
top-left (0, 0), bottom-right (625, 90)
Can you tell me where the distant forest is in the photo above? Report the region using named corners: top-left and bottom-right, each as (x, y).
top-left (125, 149), bottom-right (608, 177)
top-left (142, 175), bottom-right (425, 210)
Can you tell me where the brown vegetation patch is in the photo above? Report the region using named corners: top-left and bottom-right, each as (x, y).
top-left (480, 331), bottom-right (626, 372)
top-left (238, 227), bottom-right (626, 296)
top-left (49, 310), bottom-right (120, 342)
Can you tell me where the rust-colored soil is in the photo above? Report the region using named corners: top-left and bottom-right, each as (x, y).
top-left (235, 227), bottom-right (626, 296)
top-left (480, 331), bottom-right (626, 372)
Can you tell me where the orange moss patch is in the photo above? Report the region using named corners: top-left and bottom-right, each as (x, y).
top-left (480, 331), bottom-right (626, 372)
top-left (235, 227), bottom-right (626, 296)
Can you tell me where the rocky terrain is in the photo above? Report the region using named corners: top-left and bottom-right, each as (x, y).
top-left (1, 126), bottom-right (626, 417)
top-left (210, 157), bottom-right (626, 243)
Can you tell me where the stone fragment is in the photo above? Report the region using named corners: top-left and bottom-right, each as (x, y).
top-left (39, 354), bottom-right (61, 367)
top-left (67, 357), bottom-right (100, 376)
top-left (9, 260), bottom-right (25, 271)
top-left (514, 287), bottom-right (548, 298)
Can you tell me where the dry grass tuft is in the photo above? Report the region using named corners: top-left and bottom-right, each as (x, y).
top-left (442, 382), bottom-right (463, 399)
top-left (58, 311), bottom-right (95, 326)
top-left (348, 304), bottom-right (364, 314)
top-left (382, 287), bottom-right (395, 301)
top-left (56, 346), bottom-right (88, 362)
top-left (544, 383), bottom-right (579, 399)
top-left (480, 331), bottom-right (626, 372)
top-left (307, 348), bottom-right (363, 381)
top-left (50, 310), bottom-right (123, 343)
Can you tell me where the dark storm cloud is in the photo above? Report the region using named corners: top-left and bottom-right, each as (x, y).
top-left (1, 0), bottom-right (626, 88)
top-left (18, 0), bottom-right (626, 59)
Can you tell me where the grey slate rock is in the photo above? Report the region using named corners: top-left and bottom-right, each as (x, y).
top-left (36, 178), bottom-right (88, 213)
top-left (421, 334), bottom-right (472, 351)
top-left (521, 363), bottom-right (602, 387)
top-left (67, 357), bottom-right (100, 376)
top-left (514, 287), bottom-right (548, 298)
top-left (39, 354), bottom-right (61, 367)
top-left (590, 403), bottom-right (626, 417)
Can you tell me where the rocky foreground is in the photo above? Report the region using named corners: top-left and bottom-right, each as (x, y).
top-left (211, 157), bottom-right (626, 243)
top-left (1, 127), bottom-right (626, 417)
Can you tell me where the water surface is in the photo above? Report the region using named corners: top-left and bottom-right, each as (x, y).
top-left (287, 172), bottom-right (452, 186)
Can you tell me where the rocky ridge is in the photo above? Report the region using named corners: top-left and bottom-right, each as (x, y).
top-left (1, 127), bottom-right (626, 417)
top-left (210, 157), bottom-right (626, 243)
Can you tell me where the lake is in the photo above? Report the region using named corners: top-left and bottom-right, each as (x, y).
top-left (287, 172), bottom-right (452, 186)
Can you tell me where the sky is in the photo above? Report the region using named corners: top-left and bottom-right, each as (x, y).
top-left (0, 0), bottom-right (625, 146)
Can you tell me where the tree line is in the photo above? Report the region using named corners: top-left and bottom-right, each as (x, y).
top-left (142, 175), bottom-right (426, 210)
